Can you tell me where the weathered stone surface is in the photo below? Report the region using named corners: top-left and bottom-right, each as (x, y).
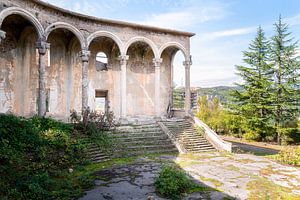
top-left (78, 153), bottom-right (300, 200)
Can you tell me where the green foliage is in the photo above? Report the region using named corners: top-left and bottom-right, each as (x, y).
top-left (70, 108), bottom-right (117, 153)
top-left (0, 114), bottom-right (87, 199)
top-left (225, 17), bottom-right (300, 144)
top-left (274, 146), bottom-right (300, 166)
top-left (155, 165), bottom-right (198, 200)
top-left (196, 86), bottom-right (239, 104)
top-left (172, 88), bottom-right (185, 109)
top-left (269, 16), bottom-right (300, 144)
top-left (243, 130), bottom-right (261, 141)
top-left (231, 26), bottom-right (274, 141)
top-left (70, 108), bottom-right (116, 133)
top-left (88, 124), bottom-right (117, 153)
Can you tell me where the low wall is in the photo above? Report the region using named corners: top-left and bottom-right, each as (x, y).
top-left (191, 116), bottom-right (232, 152)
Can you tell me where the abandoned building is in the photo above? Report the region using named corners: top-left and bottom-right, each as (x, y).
top-left (0, 0), bottom-right (194, 120)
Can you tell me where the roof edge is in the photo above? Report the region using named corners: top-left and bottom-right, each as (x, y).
top-left (33, 0), bottom-right (195, 37)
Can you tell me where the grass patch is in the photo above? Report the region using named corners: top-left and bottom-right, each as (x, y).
top-left (198, 175), bottom-right (224, 188)
top-left (272, 146), bottom-right (300, 166)
top-left (247, 177), bottom-right (299, 200)
top-left (226, 164), bottom-right (240, 172)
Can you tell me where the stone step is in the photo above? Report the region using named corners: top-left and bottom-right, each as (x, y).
top-left (118, 144), bottom-right (176, 151)
top-left (114, 132), bottom-right (164, 139)
top-left (116, 135), bottom-right (169, 142)
top-left (182, 141), bottom-right (211, 146)
top-left (185, 145), bottom-right (214, 149)
top-left (120, 139), bottom-right (174, 146)
top-left (117, 126), bottom-right (161, 131)
top-left (185, 145), bottom-right (215, 150)
top-left (188, 148), bottom-right (215, 152)
top-left (91, 157), bottom-right (110, 163)
top-left (113, 148), bottom-right (178, 157)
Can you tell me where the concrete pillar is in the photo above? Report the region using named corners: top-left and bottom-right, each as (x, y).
top-left (36, 38), bottom-right (50, 117)
top-left (118, 55), bottom-right (129, 118)
top-left (153, 58), bottom-right (162, 117)
top-left (79, 50), bottom-right (90, 113)
top-left (183, 59), bottom-right (192, 116)
top-left (0, 30), bottom-right (6, 43)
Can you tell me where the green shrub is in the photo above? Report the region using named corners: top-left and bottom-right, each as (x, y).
top-left (155, 165), bottom-right (196, 200)
top-left (243, 130), bottom-right (261, 141)
top-left (275, 146), bottom-right (300, 166)
top-left (0, 114), bottom-right (87, 199)
top-left (278, 127), bottom-right (300, 145)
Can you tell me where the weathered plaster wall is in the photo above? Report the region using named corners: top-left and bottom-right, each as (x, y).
top-left (0, 24), bottom-right (38, 116)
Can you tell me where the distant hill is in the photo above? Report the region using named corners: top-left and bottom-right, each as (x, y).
top-left (194, 86), bottom-right (240, 103)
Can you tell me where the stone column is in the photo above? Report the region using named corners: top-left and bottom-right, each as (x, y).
top-left (79, 50), bottom-right (90, 113)
top-left (153, 58), bottom-right (162, 117)
top-left (0, 30), bottom-right (6, 43)
top-left (183, 59), bottom-right (192, 116)
top-left (36, 38), bottom-right (50, 117)
top-left (118, 55), bottom-right (129, 118)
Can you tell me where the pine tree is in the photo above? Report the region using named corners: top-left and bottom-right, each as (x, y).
top-left (231, 26), bottom-right (273, 140)
top-left (269, 16), bottom-right (300, 144)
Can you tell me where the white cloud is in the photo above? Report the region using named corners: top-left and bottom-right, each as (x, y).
top-left (138, 2), bottom-right (229, 30)
top-left (284, 14), bottom-right (300, 26)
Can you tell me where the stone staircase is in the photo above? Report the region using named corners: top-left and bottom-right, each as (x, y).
top-left (112, 122), bottom-right (178, 157)
top-left (79, 137), bottom-right (111, 163)
top-left (82, 122), bottom-right (179, 163)
top-left (162, 119), bottom-right (215, 152)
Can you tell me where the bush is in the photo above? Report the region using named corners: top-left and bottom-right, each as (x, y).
top-left (243, 130), bottom-right (261, 141)
top-left (0, 114), bottom-right (86, 199)
top-left (155, 165), bottom-right (196, 200)
top-left (275, 146), bottom-right (300, 166)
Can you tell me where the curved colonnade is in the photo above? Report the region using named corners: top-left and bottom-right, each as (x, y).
top-left (0, 3), bottom-right (193, 119)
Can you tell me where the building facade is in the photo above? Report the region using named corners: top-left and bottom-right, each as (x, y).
top-left (0, 0), bottom-right (194, 120)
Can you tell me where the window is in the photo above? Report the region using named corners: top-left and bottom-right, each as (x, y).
top-left (95, 52), bottom-right (108, 71)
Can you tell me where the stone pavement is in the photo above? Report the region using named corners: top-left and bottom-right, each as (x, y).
top-left (79, 152), bottom-right (300, 200)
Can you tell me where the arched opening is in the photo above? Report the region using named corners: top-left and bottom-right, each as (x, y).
top-left (95, 52), bottom-right (108, 71)
top-left (0, 14), bottom-right (39, 116)
top-left (88, 36), bottom-right (121, 115)
top-left (46, 28), bottom-right (82, 117)
top-left (126, 41), bottom-right (155, 116)
top-left (160, 46), bottom-right (186, 111)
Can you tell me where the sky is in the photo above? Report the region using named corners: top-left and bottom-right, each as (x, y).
top-left (42, 0), bottom-right (300, 87)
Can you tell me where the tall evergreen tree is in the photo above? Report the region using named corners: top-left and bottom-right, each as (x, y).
top-left (269, 16), bottom-right (300, 143)
top-left (231, 26), bottom-right (273, 140)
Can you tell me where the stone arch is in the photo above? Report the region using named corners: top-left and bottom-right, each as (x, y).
top-left (87, 31), bottom-right (123, 52)
top-left (159, 42), bottom-right (189, 61)
top-left (0, 6), bottom-right (44, 38)
top-left (45, 22), bottom-right (85, 49)
top-left (124, 36), bottom-right (159, 58)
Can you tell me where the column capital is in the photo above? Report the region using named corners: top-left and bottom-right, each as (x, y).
top-left (118, 55), bottom-right (129, 65)
top-left (153, 58), bottom-right (163, 67)
top-left (79, 49), bottom-right (90, 62)
top-left (36, 38), bottom-right (50, 55)
top-left (0, 30), bottom-right (6, 43)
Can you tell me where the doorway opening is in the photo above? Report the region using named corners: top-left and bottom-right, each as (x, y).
top-left (95, 90), bottom-right (108, 113)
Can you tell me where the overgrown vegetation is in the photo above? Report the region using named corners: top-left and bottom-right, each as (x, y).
top-left (0, 109), bottom-right (117, 199)
top-left (70, 108), bottom-right (117, 153)
top-left (273, 146), bottom-right (300, 166)
top-left (155, 164), bottom-right (205, 200)
top-left (0, 114), bottom-right (87, 199)
top-left (197, 17), bottom-right (300, 145)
